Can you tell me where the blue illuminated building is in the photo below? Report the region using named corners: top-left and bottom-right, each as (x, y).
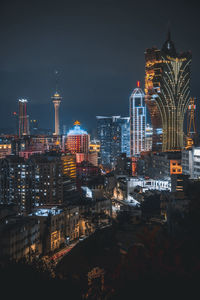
top-left (96, 116), bottom-right (130, 167)
top-left (121, 117), bottom-right (130, 157)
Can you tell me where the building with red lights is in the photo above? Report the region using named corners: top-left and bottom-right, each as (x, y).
top-left (66, 121), bottom-right (90, 154)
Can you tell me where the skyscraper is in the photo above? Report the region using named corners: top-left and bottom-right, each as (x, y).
top-left (96, 116), bottom-right (130, 167)
top-left (18, 99), bottom-right (30, 137)
top-left (145, 31), bottom-right (192, 152)
top-left (66, 121), bottom-right (90, 154)
top-left (145, 124), bottom-right (153, 151)
top-left (130, 82), bottom-right (146, 157)
top-left (121, 117), bottom-right (130, 157)
top-left (52, 92), bottom-right (62, 135)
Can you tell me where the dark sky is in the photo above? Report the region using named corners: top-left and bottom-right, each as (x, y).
top-left (0, 0), bottom-right (199, 135)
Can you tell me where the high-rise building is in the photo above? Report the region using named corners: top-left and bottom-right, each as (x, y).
top-left (0, 152), bottom-right (77, 212)
top-left (96, 116), bottom-right (123, 167)
top-left (145, 124), bottom-right (153, 151)
top-left (52, 92), bottom-right (62, 135)
top-left (130, 82), bottom-right (146, 157)
top-left (186, 97), bottom-right (198, 148)
top-left (89, 139), bottom-right (101, 166)
top-left (66, 121), bottom-right (90, 154)
top-left (18, 99), bottom-right (30, 137)
top-left (121, 117), bottom-right (130, 157)
top-left (61, 153), bottom-right (76, 179)
top-left (145, 31), bottom-right (192, 152)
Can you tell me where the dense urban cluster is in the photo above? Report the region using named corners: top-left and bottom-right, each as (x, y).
top-left (1, 32), bottom-right (200, 298)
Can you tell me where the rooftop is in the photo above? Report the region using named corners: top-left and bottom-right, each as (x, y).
top-left (31, 207), bottom-right (63, 217)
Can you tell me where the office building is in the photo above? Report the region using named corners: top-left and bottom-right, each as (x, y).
top-left (96, 116), bottom-right (129, 167)
top-left (121, 117), bottom-right (130, 157)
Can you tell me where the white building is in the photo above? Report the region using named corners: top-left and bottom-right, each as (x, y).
top-left (130, 82), bottom-right (146, 156)
top-left (182, 147), bottom-right (200, 179)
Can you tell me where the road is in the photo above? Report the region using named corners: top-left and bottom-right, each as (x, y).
top-left (49, 241), bottom-right (79, 265)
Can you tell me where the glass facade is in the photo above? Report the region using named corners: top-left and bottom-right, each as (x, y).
top-left (96, 116), bottom-right (130, 167)
top-left (129, 87), bottom-right (146, 157)
top-left (145, 32), bottom-right (192, 151)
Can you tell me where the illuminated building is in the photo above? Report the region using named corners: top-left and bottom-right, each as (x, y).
top-left (0, 152), bottom-right (75, 211)
top-left (89, 139), bottom-right (100, 153)
top-left (186, 97), bottom-right (198, 148)
top-left (31, 205), bottom-right (79, 254)
top-left (0, 143), bottom-right (12, 159)
top-left (66, 121), bottom-right (90, 154)
top-left (32, 207), bottom-right (65, 254)
top-left (145, 124), bottom-right (153, 151)
top-left (96, 116), bottom-right (129, 167)
top-left (170, 160), bottom-right (182, 175)
top-left (121, 117), bottom-right (130, 157)
top-left (89, 139), bottom-right (100, 166)
top-left (52, 92), bottom-right (62, 135)
top-left (130, 82), bottom-right (146, 156)
top-left (145, 31), bottom-right (192, 152)
top-left (143, 151), bottom-right (182, 180)
top-left (75, 152), bottom-right (99, 166)
top-left (18, 99), bottom-right (30, 137)
top-left (61, 152), bottom-right (76, 179)
top-left (0, 156), bottom-right (33, 212)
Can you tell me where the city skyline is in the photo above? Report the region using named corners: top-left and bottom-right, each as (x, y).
top-left (1, 1), bottom-right (200, 294)
top-left (0, 0), bottom-right (199, 133)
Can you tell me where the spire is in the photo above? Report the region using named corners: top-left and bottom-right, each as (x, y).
top-left (167, 29), bottom-right (171, 41)
top-left (54, 69), bottom-right (59, 93)
top-left (162, 27), bottom-right (177, 57)
top-left (167, 20), bottom-right (171, 40)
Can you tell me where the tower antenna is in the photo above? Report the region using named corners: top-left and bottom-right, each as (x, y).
top-left (54, 69), bottom-right (59, 93)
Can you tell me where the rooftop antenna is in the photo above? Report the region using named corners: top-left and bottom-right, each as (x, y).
top-left (54, 69), bottom-right (59, 93)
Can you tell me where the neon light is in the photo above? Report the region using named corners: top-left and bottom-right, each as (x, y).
top-left (67, 125), bottom-right (88, 136)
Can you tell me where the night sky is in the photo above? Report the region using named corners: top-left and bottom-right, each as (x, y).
top-left (0, 0), bottom-right (199, 135)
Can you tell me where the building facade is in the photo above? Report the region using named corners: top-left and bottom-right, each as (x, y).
top-left (66, 121), bottom-right (90, 154)
top-left (145, 124), bottom-right (153, 151)
top-left (0, 152), bottom-right (78, 212)
top-left (0, 216), bottom-right (40, 261)
top-left (18, 99), bottom-right (30, 137)
top-left (145, 32), bottom-right (192, 152)
top-left (130, 83), bottom-right (146, 157)
top-left (182, 147), bottom-right (200, 179)
top-left (96, 116), bottom-right (130, 167)
top-left (121, 117), bottom-right (130, 157)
